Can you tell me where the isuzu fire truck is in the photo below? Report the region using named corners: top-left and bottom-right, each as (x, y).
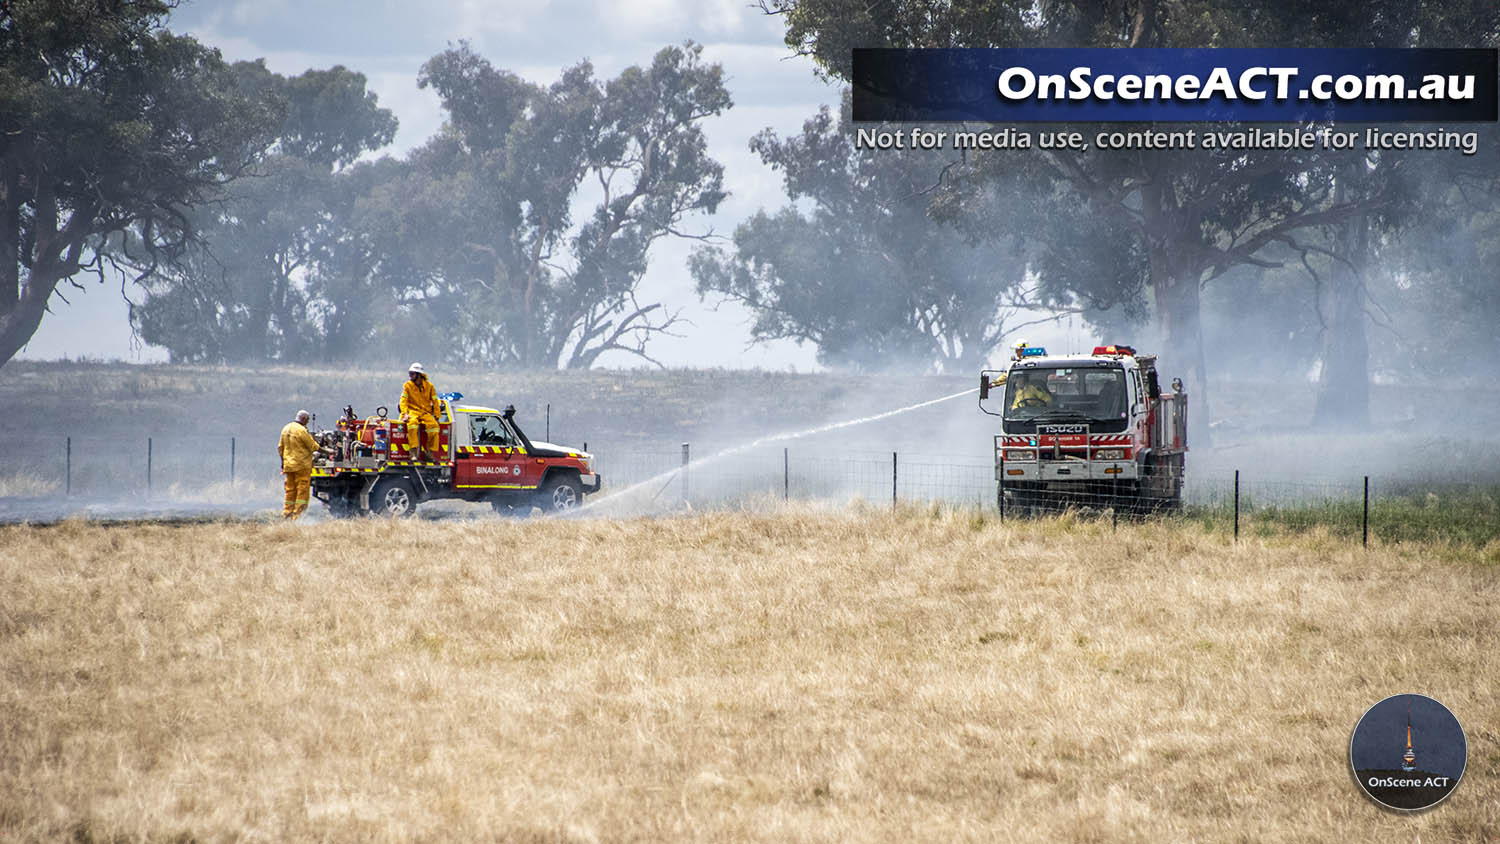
top-left (979, 344), bottom-right (1187, 513)
top-left (309, 395), bottom-right (600, 517)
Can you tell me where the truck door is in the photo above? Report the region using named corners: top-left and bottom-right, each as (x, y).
top-left (455, 413), bottom-right (531, 491)
top-left (1127, 369), bottom-right (1145, 440)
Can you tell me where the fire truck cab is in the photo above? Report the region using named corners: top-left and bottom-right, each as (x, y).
top-left (310, 396), bottom-right (600, 517)
top-left (979, 344), bottom-right (1187, 513)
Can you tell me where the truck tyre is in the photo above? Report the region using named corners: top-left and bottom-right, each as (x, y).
top-left (370, 477), bottom-right (417, 518)
top-left (536, 474), bottom-right (583, 513)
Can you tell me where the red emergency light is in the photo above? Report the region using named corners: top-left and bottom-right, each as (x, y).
top-left (1092, 344), bottom-right (1136, 356)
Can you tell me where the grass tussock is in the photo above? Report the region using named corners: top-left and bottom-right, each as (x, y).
top-left (2, 508), bottom-right (1498, 842)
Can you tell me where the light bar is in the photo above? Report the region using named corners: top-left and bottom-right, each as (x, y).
top-left (1020, 346), bottom-right (1048, 357)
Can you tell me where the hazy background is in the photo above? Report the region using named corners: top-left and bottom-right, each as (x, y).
top-left (16, 0), bottom-right (861, 369)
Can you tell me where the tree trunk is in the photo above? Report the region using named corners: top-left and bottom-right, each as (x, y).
top-left (1142, 174), bottom-right (1213, 447)
top-left (1313, 175), bottom-right (1371, 428)
top-left (0, 262), bottom-right (59, 367)
top-left (0, 166), bottom-right (18, 313)
top-left (0, 178), bottom-right (73, 367)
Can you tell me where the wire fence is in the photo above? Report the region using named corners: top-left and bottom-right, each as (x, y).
top-left (1, 434), bottom-right (1493, 546)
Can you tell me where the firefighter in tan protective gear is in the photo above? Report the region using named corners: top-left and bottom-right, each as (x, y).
top-left (278, 410), bottom-right (321, 520)
top-left (1009, 371), bottom-right (1054, 410)
top-left (400, 362), bottom-right (441, 464)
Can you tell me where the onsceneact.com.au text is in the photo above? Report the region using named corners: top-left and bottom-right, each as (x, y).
top-left (996, 66), bottom-right (1478, 103)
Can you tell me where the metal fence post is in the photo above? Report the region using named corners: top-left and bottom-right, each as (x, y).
top-left (1233, 469), bottom-right (1240, 542)
top-left (230, 437), bottom-right (236, 486)
top-left (65, 437), bottom-right (71, 496)
top-left (681, 442), bottom-right (689, 504)
top-left (147, 437), bottom-right (153, 496)
top-left (783, 447), bottom-right (789, 500)
top-left (1362, 475), bottom-right (1369, 548)
top-left (891, 451), bottom-right (898, 509)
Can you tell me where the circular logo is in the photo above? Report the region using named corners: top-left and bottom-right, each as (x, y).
top-left (1350, 694), bottom-right (1466, 811)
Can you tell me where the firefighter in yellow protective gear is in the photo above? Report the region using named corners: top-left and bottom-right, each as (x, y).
top-left (400, 362), bottom-right (441, 463)
top-left (1009, 371), bottom-right (1054, 410)
top-left (278, 410), bottom-right (320, 520)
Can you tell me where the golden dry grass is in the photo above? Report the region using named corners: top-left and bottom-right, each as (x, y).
top-left (2, 507), bottom-right (1497, 842)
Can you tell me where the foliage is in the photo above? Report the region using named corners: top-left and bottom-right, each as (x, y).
top-left (126, 61), bottom-right (397, 363)
top-left (0, 0), bottom-right (280, 367)
top-left (756, 0), bottom-right (1499, 435)
top-left (355, 41), bottom-right (732, 370)
top-left (692, 100), bottom-right (1081, 373)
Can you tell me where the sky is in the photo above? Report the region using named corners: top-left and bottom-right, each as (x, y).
top-left (17, 0), bottom-right (852, 369)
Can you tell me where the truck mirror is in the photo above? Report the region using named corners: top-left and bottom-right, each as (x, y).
top-left (979, 374), bottom-right (990, 400)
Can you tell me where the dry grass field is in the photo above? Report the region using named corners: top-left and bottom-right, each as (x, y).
top-left (3, 507), bottom-right (1498, 842)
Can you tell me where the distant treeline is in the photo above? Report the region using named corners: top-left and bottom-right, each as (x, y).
top-left (2, 0), bottom-right (1498, 432)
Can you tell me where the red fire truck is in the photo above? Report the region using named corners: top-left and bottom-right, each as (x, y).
top-left (309, 395), bottom-right (600, 517)
top-left (979, 344), bottom-right (1187, 513)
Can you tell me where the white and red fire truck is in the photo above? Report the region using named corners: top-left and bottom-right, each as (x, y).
top-left (979, 344), bottom-right (1187, 512)
top-left (309, 395), bottom-right (600, 517)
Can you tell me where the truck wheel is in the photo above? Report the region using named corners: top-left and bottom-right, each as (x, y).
top-left (536, 475), bottom-right (583, 513)
top-left (370, 477), bottom-right (417, 518)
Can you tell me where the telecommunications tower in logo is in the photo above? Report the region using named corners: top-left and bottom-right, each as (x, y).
top-left (1350, 694), bottom-right (1466, 811)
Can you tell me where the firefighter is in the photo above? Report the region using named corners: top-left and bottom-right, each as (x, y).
top-left (400, 362), bottom-right (441, 463)
top-left (277, 410), bottom-right (321, 520)
top-left (1010, 371), bottom-right (1054, 409)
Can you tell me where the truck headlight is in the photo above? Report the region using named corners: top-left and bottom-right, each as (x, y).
top-left (1003, 449), bottom-right (1036, 462)
top-left (1094, 448), bottom-right (1125, 460)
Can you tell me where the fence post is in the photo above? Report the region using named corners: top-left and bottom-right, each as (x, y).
top-left (147, 437), bottom-right (153, 496)
top-left (1112, 475), bottom-right (1118, 533)
top-left (681, 442), bottom-right (690, 504)
top-left (891, 451), bottom-right (898, 509)
top-left (65, 437), bottom-right (71, 496)
top-left (1233, 469), bottom-right (1240, 543)
top-left (783, 447), bottom-right (789, 500)
top-left (230, 437), bottom-right (236, 486)
top-left (1362, 475), bottom-right (1369, 548)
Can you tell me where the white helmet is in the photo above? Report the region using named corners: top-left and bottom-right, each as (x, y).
top-left (408, 362), bottom-right (425, 374)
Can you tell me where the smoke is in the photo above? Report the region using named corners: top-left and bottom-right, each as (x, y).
top-left (583, 386), bottom-right (981, 514)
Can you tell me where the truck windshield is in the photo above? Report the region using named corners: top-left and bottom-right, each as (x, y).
top-left (469, 414), bottom-right (517, 447)
top-left (1002, 366), bottom-right (1127, 431)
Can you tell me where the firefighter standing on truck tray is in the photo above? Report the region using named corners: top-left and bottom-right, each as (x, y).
top-left (400, 362), bottom-right (440, 464)
top-left (278, 410), bottom-right (320, 520)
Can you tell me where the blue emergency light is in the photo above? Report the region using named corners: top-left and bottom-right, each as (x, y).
top-left (1019, 346), bottom-right (1048, 357)
top-left (439, 391), bottom-right (464, 402)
